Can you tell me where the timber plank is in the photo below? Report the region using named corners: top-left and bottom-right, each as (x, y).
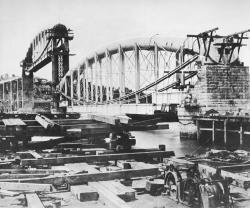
top-left (0, 173), bottom-right (49, 180)
top-left (21, 151), bottom-right (175, 166)
top-left (0, 169), bottom-right (67, 174)
top-left (26, 193), bottom-right (45, 208)
top-left (99, 181), bottom-right (136, 201)
top-left (90, 182), bottom-right (132, 208)
top-left (0, 167), bottom-right (159, 186)
top-left (71, 185), bottom-right (99, 202)
top-left (35, 115), bottom-right (58, 130)
top-left (88, 114), bottom-right (120, 125)
top-left (219, 164), bottom-right (250, 172)
top-left (65, 162), bottom-right (100, 173)
top-left (0, 189), bottom-right (20, 197)
top-left (0, 182), bottom-right (53, 192)
top-left (2, 118), bottom-right (26, 126)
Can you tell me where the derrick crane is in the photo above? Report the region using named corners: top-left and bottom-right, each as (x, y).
top-left (187, 28), bottom-right (250, 65)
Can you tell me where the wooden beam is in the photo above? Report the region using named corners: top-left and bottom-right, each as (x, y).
top-left (26, 193), bottom-right (45, 208)
top-left (71, 185), bottom-right (99, 202)
top-left (1, 167), bottom-right (159, 186)
top-left (0, 182), bottom-right (53, 192)
top-left (224, 119), bottom-right (227, 145)
top-left (0, 189), bottom-right (20, 197)
top-left (219, 164), bottom-right (250, 172)
top-left (99, 181), bottom-right (136, 201)
top-left (135, 44), bottom-right (140, 104)
top-left (196, 120), bottom-right (200, 142)
top-left (0, 169), bottom-right (67, 174)
top-left (240, 124), bottom-right (243, 146)
top-left (35, 115), bottom-right (59, 130)
top-left (65, 162), bottom-right (100, 173)
top-left (88, 114), bottom-right (120, 125)
top-left (16, 151), bottom-right (43, 159)
top-left (2, 118), bottom-right (26, 126)
top-left (212, 120), bottom-right (215, 144)
top-left (90, 182), bottom-right (132, 208)
top-left (0, 173), bottom-right (49, 180)
top-left (21, 151), bottom-right (175, 166)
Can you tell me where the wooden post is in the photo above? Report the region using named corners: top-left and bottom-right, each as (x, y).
top-left (16, 79), bottom-right (19, 110)
top-left (90, 63), bottom-right (94, 102)
top-left (2, 83), bottom-right (5, 112)
top-left (240, 123), bottom-right (243, 146)
top-left (224, 119), bottom-right (227, 145)
top-left (212, 120), bottom-right (215, 145)
top-left (82, 69), bottom-right (86, 102)
top-left (105, 50), bottom-right (110, 101)
top-left (0, 84), bottom-right (3, 100)
top-left (135, 44), bottom-right (140, 104)
top-left (77, 69), bottom-right (81, 103)
top-left (3, 83), bottom-right (5, 101)
top-left (22, 137), bottom-right (28, 148)
top-left (95, 55), bottom-right (98, 103)
top-left (21, 78), bottom-right (24, 108)
top-left (0, 84), bottom-right (3, 111)
top-left (119, 45), bottom-right (125, 100)
top-left (10, 81), bottom-right (13, 112)
top-left (175, 51), bottom-right (181, 82)
top-left (85, 60), bottom-right (89, 102)
top-left (99, 59), bottom-right (103, 103)
top-left (70, 71), bottom-right (73, 107)
top-left (106, 50), bottom-right (113, 101)
top-left (64, 76), bottom-right (68, 105)
top-left (19, 79), bottom-right (23, 109)
top-left (154, 43), bottom-right (159, 105)
top-left (196, 120), bottom-right (200, 143)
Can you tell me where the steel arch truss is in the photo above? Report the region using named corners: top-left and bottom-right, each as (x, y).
top-left (59, 37), bottom-right (198, 107)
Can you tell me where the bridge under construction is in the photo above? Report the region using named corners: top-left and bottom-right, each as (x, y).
top-left (0, 24), bottom-right (248, 117)
top-left (1, 24), bottom-right (250, 208)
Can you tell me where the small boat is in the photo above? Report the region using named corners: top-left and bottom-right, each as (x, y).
top-left (126, 103), bottom-right (178, 122)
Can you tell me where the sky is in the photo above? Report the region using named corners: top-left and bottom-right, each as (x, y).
top-left (0, 0), bottom-right (250, 80)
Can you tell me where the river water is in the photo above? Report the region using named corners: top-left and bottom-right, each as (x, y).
top-left (132, 122), bottom-right (206, 157)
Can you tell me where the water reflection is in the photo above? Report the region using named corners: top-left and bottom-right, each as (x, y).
top-left (132, 122), bottom-right (206, 157)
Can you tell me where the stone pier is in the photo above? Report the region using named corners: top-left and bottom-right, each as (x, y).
top-left (179, 64), bottom-right (250, 140)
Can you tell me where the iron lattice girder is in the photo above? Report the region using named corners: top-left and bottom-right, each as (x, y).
top-left (22, 24), bottom-right (73, 74)
top-left (58, 37), bottom-right (197, 104)
top-left (85, 37), bottom-right (183, 64)
top-left (108, 55), bottom-right (199, 103)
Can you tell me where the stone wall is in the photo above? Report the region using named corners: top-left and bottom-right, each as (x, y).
top-left (192, 65), bottom-right (250, 114)
top-left (178, 64), bottom-right (250, 140)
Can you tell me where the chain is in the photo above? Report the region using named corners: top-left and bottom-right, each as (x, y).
top-left (58, 55), bottom-right (63, 81)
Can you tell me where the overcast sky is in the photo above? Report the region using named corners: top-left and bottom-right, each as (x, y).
top-left (0, 0), bottom-right (250, 80)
